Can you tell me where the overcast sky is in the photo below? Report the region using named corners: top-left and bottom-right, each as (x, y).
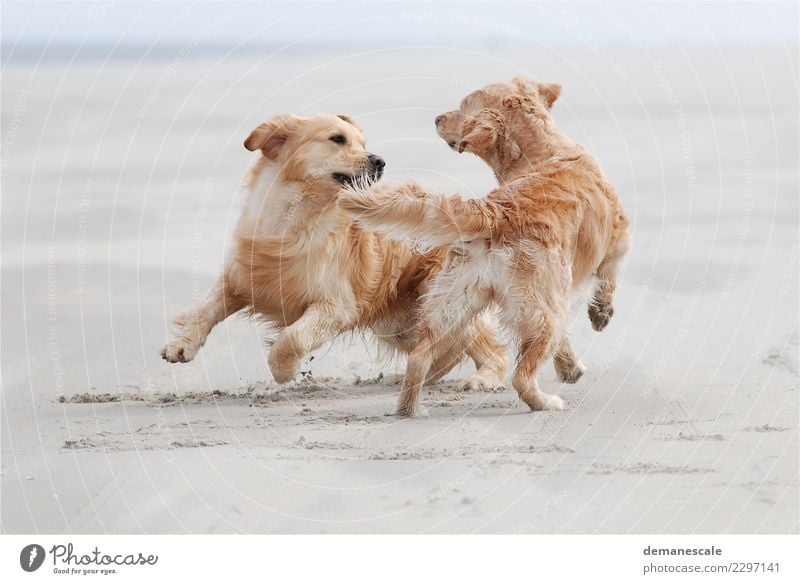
top-left (3, 1), bottom-right (797, 53)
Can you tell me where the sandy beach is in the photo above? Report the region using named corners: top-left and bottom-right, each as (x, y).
top-left (2, 44), bottom-right (797, 534)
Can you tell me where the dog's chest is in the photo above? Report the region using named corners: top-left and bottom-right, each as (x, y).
top-left (243, 167), bottom-right (302, 235)
top-left (296, 241), bottom-right (350, 295)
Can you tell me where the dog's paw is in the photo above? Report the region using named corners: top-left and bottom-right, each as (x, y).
top-left (268, 359), bottom-right (299, 384)
top-left (462, 373), bottom-right (504, 392)
top-left (395, 403), bottom-right (429, 418)
top-left (396, 402), bottom-right (415, 417)
top-left (588, 303), bottom-right (614, 332)
top-left (526, 392), bottom-right (565, 412)
top-left (160, 337), bottom-right (200, 363)
top-left (382, 373), bottom-right (405, 385)
top-left (268, 351), bottom-right (300, 384)
top-left (396, 397), bottom-right (429, 418)
top-left (556, 360), bottom-right (585, 384)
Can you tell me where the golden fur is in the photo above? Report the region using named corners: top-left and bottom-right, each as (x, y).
top-left (340, 77), bottom-right (631, 416)
top-left (161, 113), bottom-right (507, 389)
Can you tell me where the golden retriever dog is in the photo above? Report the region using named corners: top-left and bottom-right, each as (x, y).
top-left (161, 113), bottom-right (507, 391)
top-left (339, 77), bottom-right (631, 416)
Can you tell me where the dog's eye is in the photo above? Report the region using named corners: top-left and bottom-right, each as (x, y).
top-left (329, 134), bottom-right (346, 145)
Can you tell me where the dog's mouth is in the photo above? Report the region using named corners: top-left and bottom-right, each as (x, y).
top-left (447, 141), bottom-right (457, 149)
top-left (332, 172), bottom-right (353, 185)
top-left (332, 168), bottom-right (383, 187)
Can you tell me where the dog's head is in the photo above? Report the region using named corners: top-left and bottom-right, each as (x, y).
top-left (244, 114), bottom-right (385, 188)
top-left (434, 76), bottom-right (561, 169)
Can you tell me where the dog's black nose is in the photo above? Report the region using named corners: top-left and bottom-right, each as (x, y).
top-left (368, 154), bottom-right (385, 169)
top-left (435, 114), bottom-right (445, 125)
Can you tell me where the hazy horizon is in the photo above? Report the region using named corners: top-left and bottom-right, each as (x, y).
top-left (3, 1), bottom-right (798, 65)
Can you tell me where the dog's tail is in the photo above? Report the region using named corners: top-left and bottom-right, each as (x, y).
top-left (339, 181), bottom-right (503, 247)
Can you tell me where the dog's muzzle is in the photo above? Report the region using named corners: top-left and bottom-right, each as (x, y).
top-left (367, 154), bottom-right (385, 181)
top-left (333, 154), bottom-right (385, 186)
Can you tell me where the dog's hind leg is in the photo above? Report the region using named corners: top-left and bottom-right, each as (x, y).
top-left (161, 274), bottom-right (245, 363)
top-left (424, 313), bottom-right (507, 388)
top-left (511, 309), bottom-right (566, 411)
top-left (397, 281), bottom-right (492, 416)
top-left (397, 331), bottom-right (437, 416)
top-left (507, 258), bottom-right (570, 411)
top-left (398, 323), bottom-right (481, 416)
top-left (462, 312), bottom-right (508, 390)
top-left (425, 350), bottom-right (467, 385)
top-left (588, 232), bottom-right (630, 332)
top-left (553, 336), bottom-right (584, 384)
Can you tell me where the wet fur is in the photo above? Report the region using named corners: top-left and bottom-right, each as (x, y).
top-left (340, 77), bottom-right (630, 416)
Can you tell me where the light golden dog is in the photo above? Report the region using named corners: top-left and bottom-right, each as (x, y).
top-left (161, 113), bottom-right (506, 390)
top-left (340, 78), bottom-right (631, 416)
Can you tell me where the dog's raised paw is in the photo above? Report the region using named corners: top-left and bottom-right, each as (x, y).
top-left (160, 339), bottom-right (200, 363)
top-left (556, 360), bottom-right (585, 384)
top-left (588, 303), bottom-right (614, 332)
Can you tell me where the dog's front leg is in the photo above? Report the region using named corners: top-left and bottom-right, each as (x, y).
top-left (268, 302), bottom-right (346, 384)
top-left (161, 274), bottom-right (245, 363)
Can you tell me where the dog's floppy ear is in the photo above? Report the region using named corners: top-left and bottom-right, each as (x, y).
top-left (511, 76), bottom-right (561, 110)
top-left (537, 83), bottom-right (561, 110)
top-left (336, 114), bottom-right (362, 131)
top-left (458, 114), bottom-right (497, 154)
top-left (244, 114), bottom-right (298, 159)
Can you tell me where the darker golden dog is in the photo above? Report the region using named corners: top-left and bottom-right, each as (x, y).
top-left (340, 78), bottom-right (631, 416)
